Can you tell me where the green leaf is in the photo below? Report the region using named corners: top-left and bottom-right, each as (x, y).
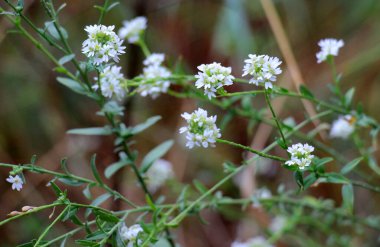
top-left (314, 157), bottom-right (334, 168)
top-left (130, 116), bottom-right (162, 135)
top-left (67, 127), bottom-right (112, 136)
top-left (58, 177), bottom-right (84, 186)
top-left (49, 181), bottom-right (63, 197)
top-left (304, 173), bottom-right (317, 189)
top-left (85, 193), bottom-right (111, 217)
top-left (59, 54), bottom-right (75, 65)
top-left (56, 77), bottom-right (86, 95)
top-left (140, 140), bottom-right (174, 173)
top-left (344, 88), bottom-right (355, 108)
top-left (368, 156), bottom-right (380, 176)
top-left (341, 157), bottom-right (363, 174)
top-left (104, 159), bottom-right (131, 178)
top-left (106, 2), bottom-right (120, 12)
top-left (322, 173), bottom-right (350, 184)
top-left (83, 184), bottom-right (93, 200)
top-left (90, 154), bottom-right (103, 185)
top-left (342, 184), bottom-right (354, 214)
top-left (93, 209), bottom-right (119, 223)
top-left (193, 180), bottom-right (208, 194)
top-left (299, 85), bottom-right (314, 99)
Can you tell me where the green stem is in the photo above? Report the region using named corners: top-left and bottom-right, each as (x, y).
top-left (137, 39), bottom-right (151, 57)
top-left (264, 90), bottom-right (288, 149)
top-left (216, 139), bottom-right (286, 162)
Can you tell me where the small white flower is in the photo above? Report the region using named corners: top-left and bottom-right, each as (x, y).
top-left (92, 66), bottom-right (126, 100)
top-left (138, 55), bottom-right (171, 99)
top-left (330, 115), bottom-right (355, 139)
top-left (82, 25), bottom-right (126, 65)
top-left (180, 108), bottom-right (221, 149)
top-left (118, 16), bottom-right (147, 44)
top-left (6, 175), bottom-right (23, 191)
top-left (231, 236), bottom-right (273, 247)
top-left (285, 143), bottom-right (315, 170)
top-left (143, 53), bottom-right (165, 66)
top-left (120, 224), bottom-right (143, 242)
top-left (252, 187), bottom-right (272, 208)
top-left (146, 159), bottom-right (174, 193)
top-left (316, 38), bottom-right (344, 63)
top-left (195, 62), bottom-right (234, 99)
top-left (242, 54), bottom-right (282, 89)
top-left (269, 216), bottom-right (287, 233)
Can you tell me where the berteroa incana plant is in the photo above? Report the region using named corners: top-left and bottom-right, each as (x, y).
top-left (1, 1), bottom-right (380, 246)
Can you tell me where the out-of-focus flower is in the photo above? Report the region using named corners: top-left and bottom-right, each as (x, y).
top-left (242, 54), bottom-right (282, 89)
top-left (179, 108), bottom-right (221, 149)
top-left (92, 66), bottom-right (126, 100)
top-left (6, 175), bottom-right (23, 191)
top-left (316, 38), bottom-right (344, 63)
top-left (146, 159), bottom-right (174, 193)
top-left (82, 25), bottom-right (125, 65)
top-left (231, 236), bottom-right (273, 247)
top-left (120, 224), bottom-right (143, 244)
top-left (118, 17), bottom-right (147, 44)
top-left (252, 187), bottom-right (272, 208)
top-left (285, 143), bottom-right (315, 170)
top-left (330, 115), bottom-right (355, 139)
top-left (138, 54), bottom-right (171, 99)
top-left (269, 216), bottom-right (287, 233)
top-left (195, 62), bottom-right (234, 99)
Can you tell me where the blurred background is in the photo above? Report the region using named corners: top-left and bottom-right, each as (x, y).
top-left (0, 0), bottom-right (380, 246)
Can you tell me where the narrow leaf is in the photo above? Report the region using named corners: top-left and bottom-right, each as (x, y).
top-left (299, 85), bottom-right (314, 99)
top-left (104, 159), bottom-right (131, 178)
top-left (59, 54), bottom-right (75, 65)
top-left (131, 116), bottom-right (161, 135)
top-left (341, 157), bottom-right (363, 174)
top-left (342, 184), bottom-right (354, 214)
top-left (67, 127), bottom-right (112, 136)
top-left (140, 140), bottom-right (174, 173)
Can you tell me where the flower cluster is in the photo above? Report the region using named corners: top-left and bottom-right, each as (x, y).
top-left (316, 38), bottom-right (344, 63)
top-left (138, 53), bottom-right (171, 99)
top-left (231, 236), bottom-right (273, 247)
top-left (242, 54), bottom-right (282, 89)
top-left (146, 159), bottom-right (174, 193)
top-left (120, 224), bottom-right (143, 246)
top-left (6, 175), bottom-right (23, 191)
top-left (195, 62), bottom-right (234, 99)
top-left (285, 143), bottom-right (315, 170)
top-left (180, 108), bottom-right (221, 149)
top-left (330, 115), bottom-right (355, 139)
top-left (82, 25), bottom-right (125, 65)
top-left (92, 66), bottom-right (126, 100)
top-left (118, 16), bottom-right (147, 44)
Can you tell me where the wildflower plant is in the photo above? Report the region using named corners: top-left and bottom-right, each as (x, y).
top-left (1, 1), bottom-right (380, 247)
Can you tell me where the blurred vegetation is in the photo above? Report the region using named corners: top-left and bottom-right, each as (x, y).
top-left (0, 0), bottom-right (380, 246)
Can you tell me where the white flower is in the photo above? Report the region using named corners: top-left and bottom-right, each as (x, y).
top-left (120, 224), bottom-right (143, 242)
top-left (330, 115), bottom-right (355, 139)
top-left (242, 54), bottom-right (282, 89)
top-left (195, 62), bottom-right (234, 99)
top-left (269, 216), bottom-right (287, 233)
top-left (6, 175), bottom-right (23, 191)
top-left (252, 187), bottom-right (272, 208)
top-left (143, 53), bottom-right (165, 66)
top-left (92, 66), bottom-right (126, 100)
top-left (179, 108), bottom-right (221, 149)
top-left (285, 143), bottom-right (315, 170)
top-left (138, 56), bottom-right (171, 99)
top-left (316, 38), bottom-right (344, 63)
top-left (82, 25), bottom-right (126, 65)
top-left (118, 16), bottom-right (147, 44)
top-left (146, 159), bottom-right (174, 193)
top-left (231, 236), bottom-right (273, 247)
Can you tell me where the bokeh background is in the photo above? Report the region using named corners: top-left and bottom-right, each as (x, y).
top-left (0, 0), bottom-right (380, 246)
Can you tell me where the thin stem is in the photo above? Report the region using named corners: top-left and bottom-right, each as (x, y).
top-left (264, 90), bottom-right (288, 149)
top-left (98, 0), bottom-right (110, 24)
top-left (34, 206), bottom-right (70, 246)
top-left (137, 39), bottom-right (151, 57)
top-left (216, 139), bottom-right (286, 162)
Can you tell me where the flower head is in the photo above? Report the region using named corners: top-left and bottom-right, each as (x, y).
top-left (118, 17), bottom-right (147, 44)
top-left (285, 143), bottom-right (315, 170)
top-left (120, 224), bottom-right (143, 242)
top-left (231, 236), bottom-right (273, 247)
top-left (195, 62), bottom-right (234, 99)
top-left (146, 159), bottom-right (174, 193)
top-left (6, 175), bottom-right (23, 191)
top-left (138, 54), bottom-right (171, 99)
top-left (93, 66), bottom-right (126, 100)
top-left (330, 115), bottom-right (355, 139)
top-left (82, 25), bottom-right (125, 65)
top-left (316, 38), bottom-right (344, 63)
top-left (180, 108), bottom-right (221, 149)
top-left (242, 54), bottom-right (282, 89)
